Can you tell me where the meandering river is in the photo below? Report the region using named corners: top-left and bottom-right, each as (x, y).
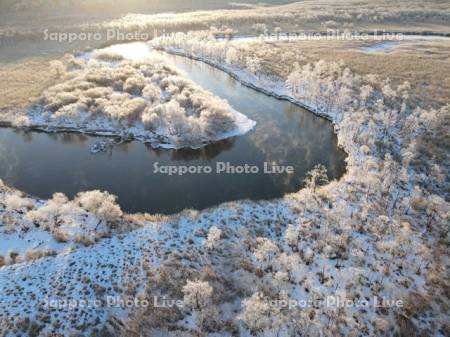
top-left (0, 43), bottom-right (346, 214)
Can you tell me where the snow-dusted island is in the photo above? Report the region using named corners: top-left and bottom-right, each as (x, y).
top-left (15, 46), bottom-right (255, 149)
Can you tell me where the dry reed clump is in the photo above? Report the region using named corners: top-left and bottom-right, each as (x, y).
top-left (0, 58), bottom-right (61, 118)
top-left (52, 230), bottom-right (69, 243)
top-left (93, 51), bottom-right (125, 62)
top-left (22, 249), bottom-right (57, 262)
top-left (74, 234), bottom-right (96, 246)
top-left (4, 251), bottom-right (19, 265)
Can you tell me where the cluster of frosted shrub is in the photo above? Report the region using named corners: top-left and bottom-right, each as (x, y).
top-left (1, 184), bottom-right (123, 244)
top-left (25, 190), bottom-right (122, 227)
top-left (38, 52), bottom-right (242, 147)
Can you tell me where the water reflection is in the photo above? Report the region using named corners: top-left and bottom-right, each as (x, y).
top-left (168, 139), bottom-right (235, 161)
top-left (163, 53), bottom-right (346, 185)
top-left (0, 132), bottom-right (19, 183)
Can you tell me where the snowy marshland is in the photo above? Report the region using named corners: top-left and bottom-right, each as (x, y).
top-left (0, 30), bottom-right (448, 337)
top-left (0, 0), bottom-right (449, 335)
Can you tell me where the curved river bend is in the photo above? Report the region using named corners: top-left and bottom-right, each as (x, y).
top-left (0, 44), bottom-right (346, 214)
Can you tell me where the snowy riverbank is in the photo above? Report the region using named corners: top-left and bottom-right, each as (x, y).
top-left (158, 48), bottom-right (336, 122)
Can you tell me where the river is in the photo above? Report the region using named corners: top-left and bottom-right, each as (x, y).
top-left (0, 43), bottom-right (346, 214)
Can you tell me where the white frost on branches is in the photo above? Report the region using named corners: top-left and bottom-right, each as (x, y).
top-left (182, 279), bottom-right (213, 310)
top-left (204, 226), bottom-right (222, 250)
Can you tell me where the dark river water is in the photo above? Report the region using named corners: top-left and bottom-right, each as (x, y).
top-left (0, 46), bottom-right (346, 214)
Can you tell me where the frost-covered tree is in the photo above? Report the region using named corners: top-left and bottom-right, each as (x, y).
top-left (49, 60), bottom-right (65, 77)
top-left (25, 193), bottom-right (68, 229)
top-left (225, 47), bottom-right (239, 66)
top-left (182, 279), bottom-right (213, 310)
top-left (253, 238), bottom-right (279, 270)
top-left (284, 224), bottom-right (299, 248)
top-left (204, 226), bottom-right (222, 250)
top-left (252, 23), bottom-right (267, 35)
top-left (304, 164), bottom-right (329, 192)
top-left (4, 193), bottom-right (33, 211)
top-left (240, 292), bottom-right (271, 333)
top-left (246, 56), bottom-right (262, 78)
top-left (74, 190), bottom-right (123, 222)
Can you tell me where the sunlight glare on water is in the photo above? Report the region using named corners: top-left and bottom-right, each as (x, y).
top-left (101, 42), bottom-right (156, 61)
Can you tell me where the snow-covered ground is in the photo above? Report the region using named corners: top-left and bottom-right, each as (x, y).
top-left (0, 36), bottom-right (448, 336)
top-left (0, 171), bottom-right (446, 336)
